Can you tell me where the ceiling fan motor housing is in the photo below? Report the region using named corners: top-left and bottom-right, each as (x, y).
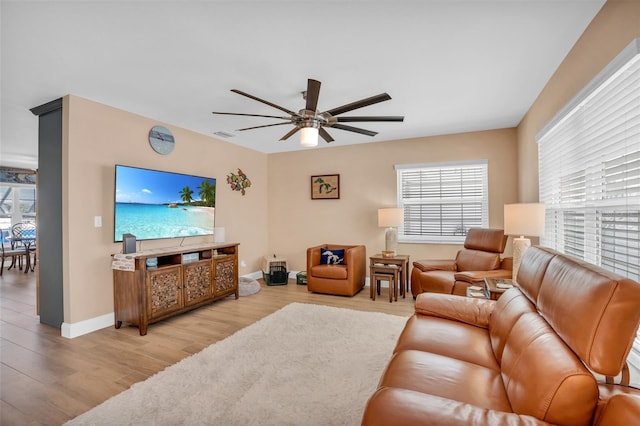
top-left (296, 109), bottom-right (326, 129)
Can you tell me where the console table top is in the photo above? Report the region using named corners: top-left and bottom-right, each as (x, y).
top-left (111, 242), bottom-right (239, 271)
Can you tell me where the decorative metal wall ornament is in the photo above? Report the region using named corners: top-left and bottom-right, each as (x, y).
top-left (227, 168), bottom-right (251, 195)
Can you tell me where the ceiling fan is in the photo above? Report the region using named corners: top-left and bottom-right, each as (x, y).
top-left (212, 78), bottom-right (404, 147)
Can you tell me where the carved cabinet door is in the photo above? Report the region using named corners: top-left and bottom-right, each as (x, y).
top-left (183, 260), bottom-right (212, 306)
top-left (213, 257), bottom-right (237, 296)
top-left (147, 266), bottom-right (183, 319)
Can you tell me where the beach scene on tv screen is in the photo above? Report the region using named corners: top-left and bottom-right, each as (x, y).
top-left (115, 166), bottom-right (215, 241)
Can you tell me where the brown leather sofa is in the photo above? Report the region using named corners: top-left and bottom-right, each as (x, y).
top-left (306, 244), bottom-right (365, 296)
top-left (411, 228), bottom-right (511, 298)
top-left (363, 246), bottom-right (640, 425)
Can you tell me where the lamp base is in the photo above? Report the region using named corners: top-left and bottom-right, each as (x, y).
top-left (512, 237), bottom-right (531, 282)
top-left (384, 227), bottom-right (398, 257)
top-left (381, 251), bottom-right (396, 258)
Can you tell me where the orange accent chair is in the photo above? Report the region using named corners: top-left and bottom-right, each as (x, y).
top-left (306, 244), bottom-right (366, 296)
top-left (411, 228), bottom-right (511, 298)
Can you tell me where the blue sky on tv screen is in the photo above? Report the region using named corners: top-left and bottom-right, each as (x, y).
top-left (115, 165), bottom-right (216, 205)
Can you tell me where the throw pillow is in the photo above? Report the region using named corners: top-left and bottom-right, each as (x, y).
top-left (321, 248), bottom-right (345, 265)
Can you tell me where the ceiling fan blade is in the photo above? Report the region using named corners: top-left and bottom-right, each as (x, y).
top-left (236, 122), bottom-right (291, 131)
top-left (231, 89), bottom-right (300, 117)
top-left (330, 123), bottom-right (378, 137)
top-left (319, 127), bottom-right (334, 143)
top-left (323, 93), bottom-right (392, 117)
top-left (212, 111), bottom-right (291, 120)
top-left (279, 127), bottom-right (300, 141)
top-left (336, 116), bottom-right (404, 122)
top-left (305, 79), bottom-right (321, 112)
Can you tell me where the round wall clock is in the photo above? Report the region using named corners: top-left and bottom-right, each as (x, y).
top-left (148, 125), bottom-right (175, 155)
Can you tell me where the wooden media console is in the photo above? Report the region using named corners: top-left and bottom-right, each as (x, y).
top-left (112, 242), bottom-right (239, 335)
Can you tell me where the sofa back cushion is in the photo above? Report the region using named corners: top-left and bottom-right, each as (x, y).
top-left (500, 312), bottom-right (598, 426)
top-left (488, 290), bottom-right (536, 363)
top-left (537, 254), bottom-right (640, 376)
top-left (455, 249), bottom-right (501, 272)
top-left (516, 246), bottom-right (556, 302)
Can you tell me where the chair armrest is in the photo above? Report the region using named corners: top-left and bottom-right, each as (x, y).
top-left (344, 244), bottom-right (364, 264)
top-left (306, 244), bottom-right (327, 269)
top-left (363, 387), bottom-right (552, 426)
top-left (501, 256), bottom-right (513, 270)
top-left (454, 269), bottom-right (513, 284)
top-left (344, 245), bottom-right (365, 278)
top-left (414, 292), bottom-right (495, 328)
top-left (413, 259), bottom-right (457, 272)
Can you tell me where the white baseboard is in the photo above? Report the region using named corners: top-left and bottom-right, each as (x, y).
top-left (60, 273), bottom-right (388, 338)
top-left (61, 312), bottom-right (114, 339)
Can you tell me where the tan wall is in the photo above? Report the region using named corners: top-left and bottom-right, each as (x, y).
top-left (64, 95), bottom-right (268, 323)
top-left (517, 0), bottom-right (640, 202)
top-left (268, 128), bottom-right (518, 272)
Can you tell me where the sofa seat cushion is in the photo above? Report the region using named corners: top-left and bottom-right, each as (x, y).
top-left (362, 387), bottom-right (551, 426)
top-left (379, 350), bottom-right (512, 412)
top-left (309, 264), bottom-right (347, 280)
top-left (394, 315), bottom-right (500, 370)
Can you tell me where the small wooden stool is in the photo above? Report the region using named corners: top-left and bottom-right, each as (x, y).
top-left (370, 264), bottom-right (400, 302)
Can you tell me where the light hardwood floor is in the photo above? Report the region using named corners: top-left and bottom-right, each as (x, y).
top-left (1, 269), bottom-right (415, 425)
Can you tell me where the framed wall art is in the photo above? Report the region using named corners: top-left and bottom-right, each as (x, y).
top-left (311, 174), bottom-right (340, 200)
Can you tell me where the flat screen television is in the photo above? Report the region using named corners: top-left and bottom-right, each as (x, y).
top-left (114, 164), bottom-right (216, 242)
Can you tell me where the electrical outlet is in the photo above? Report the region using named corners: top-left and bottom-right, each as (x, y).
top-left (94, 216), bottom-right (102, 227)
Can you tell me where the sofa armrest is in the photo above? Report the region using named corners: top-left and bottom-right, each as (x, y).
top-left (414, 293), bottom-right (495, 328)
top-left (454, 269), bottom-right (513, 284)
top-left (362, 387), bottom-right (552, 426)
top-left (413, 259), bottom-right (457, 272)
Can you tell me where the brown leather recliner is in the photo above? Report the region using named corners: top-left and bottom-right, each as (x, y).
top-left (306, 244), bottom-right (365, 296)
top-left (411, 228), bottom-right (511, 298)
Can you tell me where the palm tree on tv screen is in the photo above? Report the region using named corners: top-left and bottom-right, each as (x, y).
top-left (197, 179), bottom-right (216, 207)
top-left (180, 186), bottom-right (194, 204)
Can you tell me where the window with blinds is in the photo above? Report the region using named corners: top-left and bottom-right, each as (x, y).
top-left (395, 160), bottom-right (488, 244)
top-left (537, 38), bottom-right (640, 388)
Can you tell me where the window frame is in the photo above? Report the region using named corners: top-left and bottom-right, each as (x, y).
top-left (536, 37), bottom-right (640, 389)
top-left (395, 160), bottom-right (489, 244)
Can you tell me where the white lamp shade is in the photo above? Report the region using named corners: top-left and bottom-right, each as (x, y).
top-left (300, 127), bottom-right (319, 147)
top-left (504, 203), bottom-right (545, 237)
top-left (378, 208), bottom-right (404, 228)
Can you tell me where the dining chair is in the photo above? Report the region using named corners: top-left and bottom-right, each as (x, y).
top-left (10, 222), bottom-right (37, 272)
top-left (0, 231), bottom-right (27, 276)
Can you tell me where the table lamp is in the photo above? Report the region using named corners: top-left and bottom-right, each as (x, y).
top-left (378, 208), bottom-right (404, 258)
top-left (504, 203), bottom-right (545, 282)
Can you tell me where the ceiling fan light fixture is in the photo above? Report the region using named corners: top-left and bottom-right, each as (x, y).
top-left (300, 126), bottom-right (319, 147)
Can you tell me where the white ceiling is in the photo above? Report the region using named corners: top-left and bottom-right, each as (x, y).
top-left (1, 1), bottom-right (606, 169)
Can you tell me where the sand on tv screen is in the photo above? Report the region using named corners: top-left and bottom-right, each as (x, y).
top-left (114, 165), bottom-right (216, 242)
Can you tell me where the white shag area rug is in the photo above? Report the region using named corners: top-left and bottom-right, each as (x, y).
top-left (66, 303), bottom-right (409, 426)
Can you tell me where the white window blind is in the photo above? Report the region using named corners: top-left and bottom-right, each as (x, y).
top-left (395, 160), bottom-right (488, 244)
top-left (537, 38), bottom-right (640, 389)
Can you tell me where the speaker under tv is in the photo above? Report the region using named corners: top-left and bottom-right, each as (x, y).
top-left (122, 233), bottom-right (137, 254)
